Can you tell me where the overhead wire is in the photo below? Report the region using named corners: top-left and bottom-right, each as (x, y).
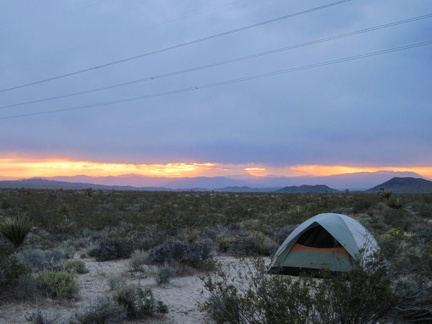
top-left (1, 12), bottom-right (430, 110)
top-left (1, 40), bottom-right (430, 120)
top-left (0, 0), bottom-right (351, 93)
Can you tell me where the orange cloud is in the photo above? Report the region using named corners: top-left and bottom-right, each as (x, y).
top-left (0, 158), bottom-right (219, 179)
top-left (0, 157), bottom-right (431, 180)
top-left (245, 167), bottom-right (267, 177)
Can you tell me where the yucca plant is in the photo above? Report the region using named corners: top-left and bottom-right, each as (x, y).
top-left (0, 214), bottom-right (33, 250)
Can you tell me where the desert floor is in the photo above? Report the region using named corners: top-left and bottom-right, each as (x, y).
top-left (0, 256), bottom-right (244, 323)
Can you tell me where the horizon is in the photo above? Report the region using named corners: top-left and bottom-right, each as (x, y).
top-left (2, 170), bottom-right (431, 193)
top-left (1, 158), bottom-right (432, 182)
top-left (1, 1), bottom-right (431, 180)
top-left (1, 162), bottom-right (430, 192)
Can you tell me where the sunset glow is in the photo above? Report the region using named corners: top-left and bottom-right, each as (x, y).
top-left (0, 158), bottom-right (219, 179)
top-left (1, 157), bottom-right (431, 180)
top-left (245, 167), bottom-right (267, 177)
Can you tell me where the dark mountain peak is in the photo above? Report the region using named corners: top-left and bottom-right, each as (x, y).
top-left (276, 184), bottom-right (339, 193)
top-left (368, 177), bottom-right (432, 193)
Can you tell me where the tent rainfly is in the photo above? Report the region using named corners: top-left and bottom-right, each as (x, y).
top-left (268, 213), bottom-right (378, 276)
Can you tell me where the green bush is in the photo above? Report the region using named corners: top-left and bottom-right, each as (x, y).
top-left (218, 235), bottom-right (238, 253)
top-left (72, 297), bottom-right (126, 324)
top-left (16, 249), bottom-right (66, 272)
top-left (113, 285), bottom-right (168, 318)
top-left (417, 203), bottom-right (432, 219)
top-left (25, 310), bottom-right (55, 324)
top-left (35, 270), bottom-right (79, 298)
top-left (88, 238), bottom-right (132, 261)
top-left (128, 249), bottom-right (147, 272)
top-left (106, 274), bottom-right (127, 292)
top-left (0, 254), bottom-right (30, 288)
top-left (148, 239), bottom-right (213, 268)
top-left (218, 232), bottom-right (278, 256)
top-left (63, 259), bottom-right (88, 274)
top-left (155, 264), bottom-right (175, 286)
top-left (200, 257), bottom-right (400, 324)
top-left (387, 197), bottom-right (404, 209)
top-left (0, 214), bottom-right (33, 249)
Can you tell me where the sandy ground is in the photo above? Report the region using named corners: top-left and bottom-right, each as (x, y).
top-left (0, 256), bottom-right (241, 324)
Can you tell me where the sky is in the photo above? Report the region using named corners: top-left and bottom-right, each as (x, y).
top-left (1, 0), bottom-right (432, 181)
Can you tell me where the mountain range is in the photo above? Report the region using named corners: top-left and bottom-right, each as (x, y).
top-left (367, 177), bottom-right (432, 194)
top-left (0, 171), bottom-right (431, 193)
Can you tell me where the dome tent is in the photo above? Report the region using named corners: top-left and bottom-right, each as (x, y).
top-left (268, 213), bottom-right (378, 276)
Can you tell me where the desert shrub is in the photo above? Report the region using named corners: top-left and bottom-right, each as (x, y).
top-left (54, 217), bottom-right (78, 235)
top-left (1, 199), bottom-right (11, 210)
top-left (312, 260), bottom-right (398, 323)
top-left (25, 228), bottom-right (56, 250)
top-left (72, 297), bottom-right (127, 324)
top-left (218, 235), bottom-right (238, 253)
top-left (63, 259), bottom-right (88, 274)
top-left (0, 243), bottom-right (15, 286)
top-left (413, 223), bottom-right (432, 244)
top-left (200, 257), bottom-right (401, 324)
top-left (377, 226), bottom-right (432, 321)
top-left (61, 236), bottom-right (93, 252)
top-left (352, 194), bottom-right (377, 213)
top-left (35, 270), bottom-right (79, 298)
top-left (128, 249), bottom-right (147, 272)
top-left (383, 209), bottom-right (416, 231)
top-left (218, 232), bottom-right (278, 257)
top-left (155, 264), bottom-right (175, 285)
top-left (0, 254), bottom-right (30, 289)
top-left (417, 202), bottom-right (432, 219)
top-left (204, 223), bottom-right (228, 241)
top-left (113, 285), bottom-right (168, 318)
top-left (107, 274), bottom-right (127, 292)
top-left (227, 222), bottom-right (250, 237)
top-left (1, 242), bottom-right (30, 291)
top-left (16, 248), bottom-right (66, 272)
top-left (25, 310), bottom-right (55, 324)
top-left (13, 274), bottom-right (40, 300)
top-left (128, 227), bottom-right (163, 251)
top-left (148, 239), bottom-right (213, 268)
top-left (0, 214), bottom-right (33, 249)
top-left (289, 207), bottom-right (315, 223)
top-left (88, 238), bottom-right (132, 261)
top-left (387, 196), bottom-right (404, 209)
top-left (239, 232), bottom-right (278, 256)
top-left (273, 224), bottom-right (297, 245)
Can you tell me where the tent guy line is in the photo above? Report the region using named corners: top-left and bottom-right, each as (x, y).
top-left (1, 39), bottom-right (430, 121)
top-left (0, 0), bottom-right (350, 93)
top-left (1, 12), bottom-right (430, 111)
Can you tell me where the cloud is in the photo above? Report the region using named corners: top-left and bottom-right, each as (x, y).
top-left (0, 0), bottom-right (431, 173)
top-left (1, 157), bottom-right (432, 180)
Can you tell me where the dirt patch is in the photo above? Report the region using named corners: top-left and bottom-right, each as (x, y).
top-left (0, 257), bottom-right (240, 324)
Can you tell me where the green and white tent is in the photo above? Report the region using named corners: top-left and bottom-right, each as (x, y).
top-left (268, 213), bottom-right (378, 276)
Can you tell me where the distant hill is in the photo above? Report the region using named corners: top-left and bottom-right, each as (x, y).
top-left (214, 186), bottom-right (275, 192)
top-left (367, 177), bottom-right (432, 193)
top-left (0, 178), bottom-right (168, 191)
top-left (1, 175), bottom-right (431, 193)
top-left (46, 171), bottom-right (423, 191)
top-left (276, 185), bottom-right (339, 193)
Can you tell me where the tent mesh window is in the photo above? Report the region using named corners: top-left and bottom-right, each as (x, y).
top-left (296, 226), bottom-right (341, 248)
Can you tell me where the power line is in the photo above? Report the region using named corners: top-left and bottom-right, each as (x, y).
top-left (0, 0), bottom-right (350, 93)
top-left (1, 12), bottom-right (430, 110)
top-left (1, 40), bottom-right (430, 121)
